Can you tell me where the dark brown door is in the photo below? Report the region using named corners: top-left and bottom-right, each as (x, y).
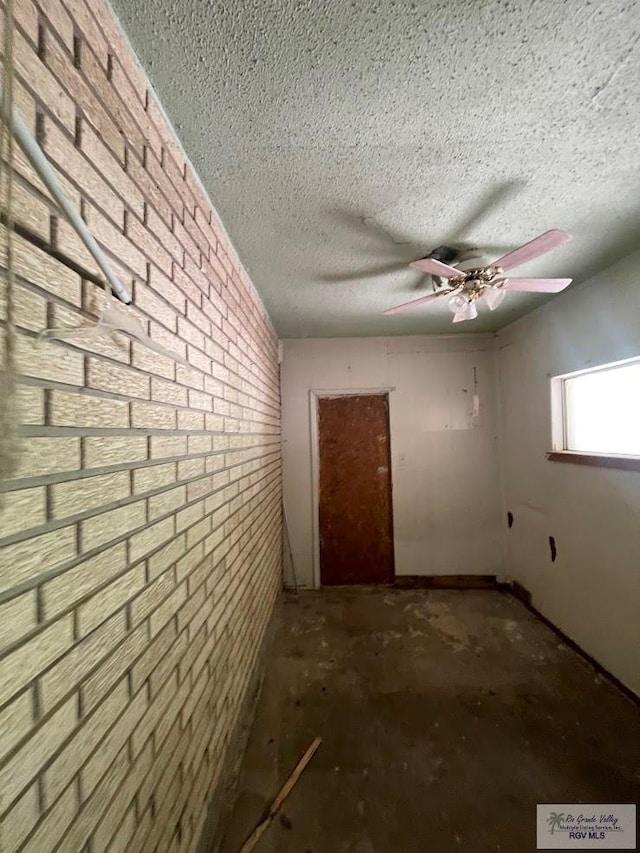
top-left (318, 394), bottom-right (394, 585)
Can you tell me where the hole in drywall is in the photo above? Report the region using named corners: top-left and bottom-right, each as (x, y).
top-left (507, 512), bottom-right (514, 528)
top-left (549, 536), bottom-right (557, 562)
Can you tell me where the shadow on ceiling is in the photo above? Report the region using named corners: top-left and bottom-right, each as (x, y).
top-left (318, 180), bottom-right (525, 287)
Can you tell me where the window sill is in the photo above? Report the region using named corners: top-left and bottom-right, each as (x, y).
top-left (546, 451), bottom-right (640, 471)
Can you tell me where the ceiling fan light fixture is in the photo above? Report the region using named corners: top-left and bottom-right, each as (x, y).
top-left (452, 299), bottom-right (478, 323)
top-left (447, 292), bottom-right (467, 313)
top-left (483, 284), bottom-right (507, 310)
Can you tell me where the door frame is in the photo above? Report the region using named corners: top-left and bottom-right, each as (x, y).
top-left (309, 387), bottom-right (396, 589)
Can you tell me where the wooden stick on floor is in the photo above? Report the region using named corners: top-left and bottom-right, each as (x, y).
top-left (238, 736), bottom-right (323, 853)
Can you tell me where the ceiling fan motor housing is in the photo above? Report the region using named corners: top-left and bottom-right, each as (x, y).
top-left (426, 245), bottom-right (459, 264)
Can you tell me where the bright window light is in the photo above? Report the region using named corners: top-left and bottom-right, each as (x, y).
top-left (563, 360), bottom-right (640, 456)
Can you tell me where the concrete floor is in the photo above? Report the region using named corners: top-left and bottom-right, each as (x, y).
top-left (220, 589), bottom-right (640, 853)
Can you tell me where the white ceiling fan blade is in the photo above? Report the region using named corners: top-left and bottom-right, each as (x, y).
top-left (409, 258), bottom-right (462, 278)
top-left (383, 288), bottom-right (454, 316)
top-left (483, 285), bottom-right (507, 310)
top-left (452, 300), bottom-right (478, 323)
top-left (490, 229), bottom-right (572, 272)
top-left (503, 277), bottom-right (572, 293)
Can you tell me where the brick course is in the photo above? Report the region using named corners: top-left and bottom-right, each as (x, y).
top-left (0, 0), bottom-right (282, 850)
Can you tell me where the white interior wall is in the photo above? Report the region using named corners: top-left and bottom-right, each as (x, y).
top-left (281, 335), bottom-right (503, 588)
top-left (497, 250), bottom-right (640, 696)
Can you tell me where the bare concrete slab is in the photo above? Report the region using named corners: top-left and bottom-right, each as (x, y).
top-left (219, 589), bottom-right (640, 853)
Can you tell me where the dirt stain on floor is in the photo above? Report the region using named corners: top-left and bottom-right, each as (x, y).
top-left (220, 589), bottom-right (640, 853)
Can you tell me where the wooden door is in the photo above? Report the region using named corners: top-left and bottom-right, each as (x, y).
top-left (318, 394), bottom-right (394, 585)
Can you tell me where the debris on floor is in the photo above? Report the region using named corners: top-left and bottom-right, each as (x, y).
top-left (221, 589), bottom-right (640, 853)
top-left (238, 737), bottom-right (322, 853)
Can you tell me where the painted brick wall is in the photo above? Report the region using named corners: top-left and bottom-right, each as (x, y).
top-left (0, 1), bottom-right (282, 850)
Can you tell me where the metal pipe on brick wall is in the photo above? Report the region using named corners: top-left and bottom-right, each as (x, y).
top-left (0, 80), bottom-right (132, 304)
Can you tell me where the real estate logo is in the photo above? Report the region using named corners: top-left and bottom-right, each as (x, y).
top-left (537, 804), bottom-right (637, 849)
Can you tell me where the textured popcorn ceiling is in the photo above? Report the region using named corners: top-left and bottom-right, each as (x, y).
top-left (110, 0), bottom-right (640, 337)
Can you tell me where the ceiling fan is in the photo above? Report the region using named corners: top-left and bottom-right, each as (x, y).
top-left (384, 229), bottom-right (573, 323)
